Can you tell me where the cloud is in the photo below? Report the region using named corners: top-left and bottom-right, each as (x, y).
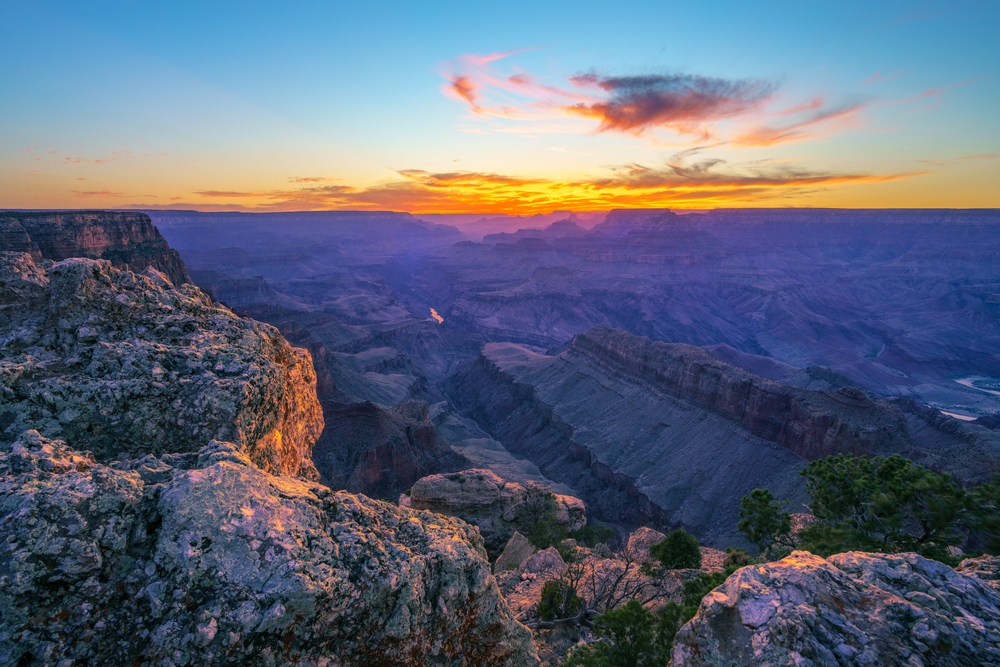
top-left (955, 153), bottom-right (999, 161)
top-left (188, 155), bottom-right (923, 214)
top-left (288, 176), bottom-right (335, 183)
top-left (881, 79), bottom-right (978, 108)
top-left (563, 72), bottom-right (774, 135)
top-left (73, 190), bottom-right (124, 198)
top-left (447, 75), bottom-right (479, 107)
top-left (438, 52), bottom-right (873, 148)
top-left (732, 102), bottom-right (867, 147)
top-left (863, 71), bottom-right (907, 85)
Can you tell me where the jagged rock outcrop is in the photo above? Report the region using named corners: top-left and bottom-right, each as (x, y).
top-left (0, 432), bottom-right (540, 667)
top-left (672, 551), bottom-right (1000, 666)
top-left (0, 252), bottom-right (322, 478)
top-left (1, 211), bottom-right (189, 285)
top-left (313, 400), bottom-right (470, 499)
top-left (401, 468), bottom-right (586, 553)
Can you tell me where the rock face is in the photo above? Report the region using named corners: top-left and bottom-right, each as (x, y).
top-left (445, 326), bottom-right (996, 546)
top-left (313, 400), bottom-right (471, 499)
top-left (0, 252), bottom-right (322, 478)
top-left (672, 550), bottom-right (1000, 666)
top-left (1, 211), bottom-right (190, 286)
top-left (404, 468), bottom-right (586, 553)
top-left (495, 532), bottom-right (536, 572)
top-left (0, 433), bottom-right (539, 667)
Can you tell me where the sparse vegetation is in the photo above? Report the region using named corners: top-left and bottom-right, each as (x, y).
top-left (739, 454), bottom-right (1000, 561)
top-left (737, 488), bottom-right (793, 556)
top-left (538, 580), bottom-right (584, 622)
top-left (649, 529), bottom-right (701, 570)
top-left (571, 525), bottom-right (616, 548)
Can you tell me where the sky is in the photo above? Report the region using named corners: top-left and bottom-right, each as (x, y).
top-left (1, 0), bottom-right (998, 214)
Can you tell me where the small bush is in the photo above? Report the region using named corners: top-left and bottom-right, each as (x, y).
top-left (403, 488), bottom-right (411, 497)
top-left (529, 520), bottom-right (569, 550)
top-left (537, 579), bottom-right (583, 621)
top-left (650, 529), bottom-right (701, 570)
top-left (722, 547), bottom-right (753, 574)
top-left (571, 525), bottom-right (615, 548)
top-left (446, 473), bottom-right (464, 483)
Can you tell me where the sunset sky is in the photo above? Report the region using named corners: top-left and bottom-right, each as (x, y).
top-left (2, 0), bottom-right (997, 213)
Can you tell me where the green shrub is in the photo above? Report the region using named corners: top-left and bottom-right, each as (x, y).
top-left (538, 579), bottom-right (583, 621)
top-left (737, 488), bottom-right (792, 556)
top-left (563, 599), bottom-right (670, 667)
top-left (722, 547), bottom-right (753, 574)
top-left (529, 520), bottom-right (569, 550)
top-left (650, 529), bottom-right (701, 570)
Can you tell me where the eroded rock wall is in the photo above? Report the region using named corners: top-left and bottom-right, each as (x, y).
top-left (2, 211), bottom-right (190, 286)
top-left (0, 252), bottom-right (322, 478)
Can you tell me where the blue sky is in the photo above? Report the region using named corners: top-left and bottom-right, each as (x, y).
top-left (2, 0), bottom-right (997, 212)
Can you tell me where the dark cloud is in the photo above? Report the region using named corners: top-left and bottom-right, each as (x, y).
top-left (565, 72), bottom-right (775, 134)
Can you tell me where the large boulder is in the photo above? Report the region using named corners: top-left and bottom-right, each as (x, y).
top-left (406, 468), bottom-right (585, 553)
top-left (0, 253), bottom-right (322, 478)
top-left (0, 432), bottom-right (540, 666)
top-left (672, 550), bottom-right (1000, 666)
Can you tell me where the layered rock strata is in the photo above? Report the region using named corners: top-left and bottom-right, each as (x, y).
top-left (401, 468), bottom-right (586, 553)
top-left (0, 433), bottom-right (539, 667)
top-left (1, 211), bottom-right (189, 286)
top-left (673, 551), bottom-right (1000, 666)
top-left (445, 326), bottom-right (927, 546)
top-left (0, 252), bottom-right (322, 478)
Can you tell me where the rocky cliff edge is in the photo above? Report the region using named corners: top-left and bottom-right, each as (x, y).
top-left (0, 432), bottom-right (539, 666)
top-left (0, 252), bottom-right (321, 478)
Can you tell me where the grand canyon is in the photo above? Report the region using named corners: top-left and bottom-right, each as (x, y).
top-left (1, 208), bottom-right (998, 665)
top-left (3, 2), bottom-right (999, 664)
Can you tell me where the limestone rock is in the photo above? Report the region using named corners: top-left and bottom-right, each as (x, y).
top-left (672, 550), bottom-right (1000, 666)
top-left (0, 432), bottom-right (540, 667)
top-left (956, 555), bottom-right (1000, 591)
top-left (627, 526), bottom-right (666, 564)
top-left (496, 531), bottom-right (535, 572)
top-left (1, 210), bottom-right (190, 285)
top-left (0, 253), bottom-right (322, 478)
top-left (408, 468), bottom-right (586, 553)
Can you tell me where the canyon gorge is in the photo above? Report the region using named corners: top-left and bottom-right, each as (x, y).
top-left (2, 208), bottom-right (999, 666)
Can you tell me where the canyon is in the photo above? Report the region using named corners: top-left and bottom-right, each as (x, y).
top-left (2, 209), bottom-right (999, 665)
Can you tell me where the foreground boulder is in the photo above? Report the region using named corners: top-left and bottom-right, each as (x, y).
top-left (402, 468), bottom-right (585, 553)
top-left (0, 432), bottom-right (539, 666)
top-left (0, 252), bottom-right (322, 478)
top-left (672, 550), bottom-right (1000, 666)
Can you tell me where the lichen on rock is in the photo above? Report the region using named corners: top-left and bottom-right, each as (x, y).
top-left (0, 252), bottom-right (322, 478)
top-left (0, 432), bottom-right (540, 666)
top-left (672, 550), bottom-right (1000, 666)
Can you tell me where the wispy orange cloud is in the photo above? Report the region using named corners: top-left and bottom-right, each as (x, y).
top-left (732, 102), bottom-right (867, 147)
top-left (288, 176), bottom-right (336, 183)
top-left (956, 153), bottom-right (999, 161)
top-left (447, 75), bottom-right (479, 107)
top-left (73, 190), bottom-right (124, 198)
top-left (186, 156), bottom-right (923, 215)
top-left (880, 79), bottom-right (978, 108)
